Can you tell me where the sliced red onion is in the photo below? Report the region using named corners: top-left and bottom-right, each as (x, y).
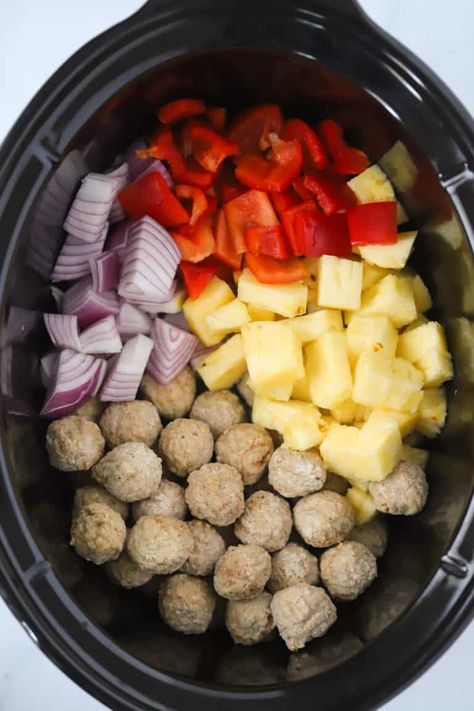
top-left (147, 318), bottom-right (198, 385)
top-left (164, 312), bottom-right (191, 332)
top-left (50, 286), bottom-right (64, 310)
top-left (79, 315), bottom-right (122, 354)
top-left (140, 281), bottom-right (186, 314)
top-left (40, 351), bottom-right (59, 388)
top-left (63, 173), bottom-right (117, 243)
top-left (100, 334), bottom-right (153, 402)
top-left (105, 220), bottom-right (130, 256)
top-left (116, 302), bottom-right (152, 337)
top-left (41, 349), bottom-right (106, 418)
top-left (63, 277), bottom-right (120, 328)
top-left (124, 140), bottom-right (154, 181)
top-left (51, 224), bottom-right (108, 282)
top-left (44, 313), bottom-right (81, 351)
top-left (90, 250), bottom-right (120, 293)
top-left (92, 360), bottom-right (108, 396)
top-left (107, 163), bottom-right (129, 223)
top-left (190, 342), bottom-right (219, 370)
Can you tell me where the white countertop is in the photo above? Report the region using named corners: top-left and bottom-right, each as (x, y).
top-left (0, 1), bottom-right (473, 709)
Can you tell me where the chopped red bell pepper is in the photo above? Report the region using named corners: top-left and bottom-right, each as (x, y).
top-left (227, 104), bottom-right (284, 154)
top-left (347, 201), bottom-right (398, 246)
top-left (297, 211), bottom-right (352, 257)
top-left (183, 121), bottom-right (238, 173)
top-left (214, 209), bottom-right (242, 270)
top-left (175, 185), bottom-right (208, 226)
top-left (220, 182), bottom-right (246, 204)
top-left (281, 201), bottom-right (320, 256)
top-left (245, 253), bottom-right (307, 285)
top-left (180, 260), bottom-right (216, 299)
top-left (293, 176), bottom-right (314, 202)
top-left (317, 119), bottom-right (369, 175)
top-left (282, 118), bottom-right (329, 170)
top-left (118, 172), bottom-right (189, 227)
top-left (245, 226), bottom-right (291, 260)
top-left (158, 98), bottom-right (206, 124)
top-left (207, 107), bottom-right (227, 131)
top-left (172, 214), bottom-right (215, 262)
top-left (205, 256), bottom-right (234, 283)
top-left (302, 173), bottom-right (356, 215)
top-left (141, 128), bottom-right (215, 189)
top-left (235, 138), bottom-right (303, 193)
top-left (223, 190), bottom-right (280, 255)
top-left (271, 188), bottom-right (301, 217)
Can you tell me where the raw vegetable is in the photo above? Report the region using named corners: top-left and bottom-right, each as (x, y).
top-left (147, 318), bottom-right (198, 385)
top-left (52, 227), bottom-right (108, 282)
top-left (281, 118), bottom-right (329, 170)
top-left (89, 251), bottom-right (120, 292)
top-left (180, 261), bottom-right (217, 300)
top-left (116, 302), bottom-right (152, 336)
top-left (158, 98), bottom-right (206, 124)
top-left (317, 119), bottom-right (369, 175)
top-left (63, 278), bottom-right (120, 328)
top-left (213, 209), bottom-right (242, 270)
top-left (118, 172), bottom-right (189, 227)
top-left (302, 173), bottom-right (356, 215)
top-left (100, 334), bottom-right (153, 402)
top-left (41, 349), bottom-right (105, 417)
top-left (182, 121), bottom-right (238, 172)
top-left (227, 104), bottom-right (283, 154)
top-left (79, 315), bottom-right (122, 354)
top-left (223, 190), bottom-right (279, 254)
top-left (235, 137), bottom-right (303, 193)
top-left (245, 253), bottom-right (307, 285)
top-left (347, 202), bottom-right (398, 246)
top-left (43, 313), bottom-right (81, 351)
top-left (244, 226), bottom-right (290, 260)
top-left (63, 173), bottom-right (118, 243)
top-left (172, 214), bottom-right (215, 262)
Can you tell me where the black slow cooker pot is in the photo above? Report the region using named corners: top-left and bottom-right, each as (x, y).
top-left (0, 1), bottom-right (473, 708)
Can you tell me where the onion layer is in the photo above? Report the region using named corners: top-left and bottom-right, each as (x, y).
top-left (147, 318), bottom-right (198, 385)
top-left (41, 349), bottom-right (105, 418)
top-left (100, 334), bottom-right (153, 402)
top-left (79, 315), bottom-right (122, 354)
top-left (63, 277), bottom-right (120, 328)
top-left (63, 173), bottom-right (118, 243)
top-left (116, 302), bottom-right (152, 337)
top-left (90, 250), bottom-right (120, 293)
top-left (43, 313), bottom-right (81, 351)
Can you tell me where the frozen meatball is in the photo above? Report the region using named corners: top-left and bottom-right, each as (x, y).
top-left (182, 520), bottom-right (226, 576)
top-left (236, 373), bottom-right (254, 408)
top-left (271, 584), bottom-right (337, 651)
top-left (293, 490), bottom-right (355, 549)
top-left (324, 472), bottom-right (349, 496)
top-left (46, 416), bottom-right (105, 471)
top-left (99, 401), bottom-right (161, 448)
top-left (141, 367), bottom-right (196, 420)
top-left (348, 517), bottom-right (388, 558)
top-left (268, 543), bottom-right (319, 593)
top-left (234, 491), bottom-right (292, 552)
top-left (159, 419), bottom-right (213, 477)
top-left (127, 515), bottom-right (193, 574)
top-left (226, 591), bottom-right (274, 645)
top-left (131, 480), bottom-right (187, 521)
top-left (190, 390), bottom-right (246, 438)
top-left (214, 544), bottom-right (271, 601)
top-left (268, 447), bottom-right (326, 498)
top-left (106, 550), bottom-right (154, 589)
top-left (369, 462), bottom-right (428, 515)
top-left (73, 484), bottom-right (129, 520)
top-left (92, 442), bottom-right (162, 502)
top-left (75, 396), bottom-right (105, 422)
top-left (320, 541), bottom-right (377, 601)
top-left (216, 424), bottom-right (274, 486)
top-left (185, 463), bottom-right (244, 526)
top-left (159, 573), bottom-right (216, 634)
top-left (70, 502), bottom-right (126, 564)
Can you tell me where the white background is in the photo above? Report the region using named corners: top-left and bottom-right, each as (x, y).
top-left (0, 1), bottom-right (473, 709)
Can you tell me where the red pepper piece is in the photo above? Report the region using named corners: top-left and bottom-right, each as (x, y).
top-left (207, 107), bottom-right (227, 131)
top-left (227, 104), bottom-right (284, 154)
top-left (203, 194), bottom-right (218, 216)
top-left (317, 119), bottom-right (369, 175)
top-left (172, 214), bottom-right (216, 262)
top-left (245, 253), bottom-right (307, 285)
top-left (297, 211), bottom-right (352, 257)
top-left (204, 256), bottom-right (234, 283)
top-left (223, 190), bottom-right (280, 255)
top-left (245, 226), bottom-right (291, 260)
top-left (282, 118), bottom-right (329, 170)
top-left (293, 176), bottom-right (314, 201)
top-left (302, 173), bottom-right (356, 215)
top-left (141, 128), bottom-right (215, 189)
top-left (118, 172), bottom-right (189, 227)
top-left (180, 260), bottom-right (216, 299)
top-left (347, 201), bottom-right (398, 246)
top-left (271, 188), bottom-right (301, 218)
top-left (281, 201), bottom-right (320, 256)
top-left (158, 98), bottom-right (206, 124)
top-left (183, 121), bottom-right (238, 173)
top-left (175, 185), bottom-right (208, 226)
top-left (235, 138), bottom-right (304, 193)
top-left (221, 182), bottom-right (246, 203)
top-left (214, 209), bottom-right (242, 270)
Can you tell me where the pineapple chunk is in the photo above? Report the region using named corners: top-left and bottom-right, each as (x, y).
top-left (411, 274), bottom-right (432, 313)
top-left (379, 141), bottom-right (418, 194)
top-left (238, 268), bottom-right (307, 318)
top-left (242, 321), bottom-right (304, 401)
top-left (401, 445), bottom-right (429, 470)
top-left (348, 165), bottom-right (395, 204)
top-left (346, 315), bottom-right (398, 367)
top-left (306, 332), bottom-right (353, 409)
top-left (247, 304), bottom-right (276, 321)
top-left (404, 315), bottom-right (429, 331)
top-left (252, 396), bottom-right (323, 450)
top-left (362, 263), bottom-right (391, 291)
top-left (346, 274), bottom-right (417, 328)
top-left (417, 388), bottom-right (447, 437)
top-left (358, 231), bottom-right (417, 270)
top-left (286, 309), bottom-right (343, 343)
top-left (353, 350), bottom-right (423, 412)
top-left (196, 334), bottom-right (246, 390)
top-left (206, 298), bottom-right (249, 337)
top-left (317, 255), bottom-right (363, 311)
top-left (183, 276), bottom-right (235, 346)
top-left (307, 290), bottom-right (319, 313)
top-left (346, 487), bottom-right (377, 525)
top-left (374, 408), bottom-right (417, 438)
top-left (330, 399), bottom-right (357, 424)
top-left (398, 321), bottom-right (453, 386)
top-left (292, 353), bottom-right (312, 402)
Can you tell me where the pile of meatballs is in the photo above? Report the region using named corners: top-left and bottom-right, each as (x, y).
top-left (45, 366), bottom-right (426, 652)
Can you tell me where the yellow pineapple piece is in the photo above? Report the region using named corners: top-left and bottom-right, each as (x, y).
top-left (359, 231), bottom-right (417, 270)
top-left (292, 352), bottom-right (311, 402)
top-left (346, 487), bottom-right (377, 525)
top-left (183, 276), bottom-right (235, 346)
top-left (286, 309), bottom-right (343, 343)
top-left (348, 165), bottom-right (395, 203)
top-left (196, 334), bottom-right (246, 390)
top-left (238, 268), bottom-right (307, 318)
top-left (206, 298), bottom-right (249, 338)
top-left (330, 399), bottom-right (357, 424)
top-left (411, 274), bottom-right (432, 313)
top-left (362, 263), bottom-right (392, 291)
top-left (417, 388), bottom-right (447, 437)
top-left (373, 408), bottom-right (417, 438)
top-left (404, 315), bottom-right (429, 331)
top-left (317, 255), bottom-right (363, 311)
top-left (379, 141), bottom-right (418, 194)
top-left (401, 445), bottom-right (429, 470)
top-left (353, 350), bottom-right (423, 412)
top-left (247, 304), bottom-right (276, 321)
top-left (398, 321), bottom-right (453, 386)
top-left (346, 274), bottom-right (417, 328)
top-left (306, 332), bottom-right (353, 409)
top-left (252, 396), bottom-right (323, 450)
top-left (346, 315), bottom-right (398, 367)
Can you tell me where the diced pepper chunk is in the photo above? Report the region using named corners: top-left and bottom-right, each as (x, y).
top-left (245, 253), bottom-right (307, 285)
top-left (245, 226), bottom-right (291, 260)
top-left (224, 190), bottom-right (279, 254)
top-left (118, 172), bottom-right (189, 227)
top-left (158, 98), bottom-right (206, 124)
top-left (317, 119), bottom-right (369, 175)
top-left (172, 214), bottom-right (215, 262)
top-left (302, 173), bottom-right (356, 216)
top-left (282, 118), bottom-right (329, 170)
top-left (183, 121), bottom-right (238, 173)
top-left (227, 104), bottom-right (284, 154)
top-left (180, 260), bottom-right (216, 299)
top-left (235, 138), bottom-right (303, 193)
top-left (347, 201), bottom-right (398, 246)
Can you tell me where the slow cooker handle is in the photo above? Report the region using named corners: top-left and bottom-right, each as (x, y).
top-left (138, 0), bottom-right (365, 20)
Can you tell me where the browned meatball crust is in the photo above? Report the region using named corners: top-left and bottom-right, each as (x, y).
top-left (46, 416), bottom-right (105, 471)
top-left (70, 502), bottom-right (126, 564)
top-left (320, 541), bottom-right (377, 601)
top-left (216, 423), bottom-right (274, 485)
top-left (185, 463), bottom-right (244, 526)
top-left (99, 400), bottom-right (161, 448)
top-left (293, 491), bottom-right (355, 548)
top-left (141, 367), bottom-right (196, 420)
top-left (159, 419), bottom-right (213, 477)
top-left (190, 390), bottom-right (246, 438)
top-left (92, 442), bottom-right (162, 502)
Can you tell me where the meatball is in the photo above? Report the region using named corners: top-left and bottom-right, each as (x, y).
top-left (46, 416), bottom-right (105, 471)
top-left (106, 550), bottom-right (154, 589)
top-left (268, 543), bottom-right (319, 593)
top-left (75, 396), bottom-right (105, 422)
top-left (369, 462), bottom-right (428, 515)
top-left (214, 544), bottom-right (271, 601)
top-left (348, 517), bottom-right (388, 558)
top-left (181, 520), bottom-right (226, 576)
top-left (271, 584), bottom-right (337, 651)
top-left (320, 541), bottom-right (377, 601)
top-left (131, 480), bottom-right (187, 522)
top-left (92, 442), bottom-right (162, 502)
top-left (190, 390), bottom-right (246, 438)
top-left (141, 367), bottom-right (196, 420)
top-left (185, 463), bottom-right (244, 526)
top-left (226, 591), bottom-right (275, 645)
top-left (159, 419), bottom-right (213, 478)
top-left (236, 373), bottom-right (254, 408)
top-left (127, 515), bottom-right (193, 574)
top-left (234, 491), bottom-right (292, 552)
top-left (70, 502), bottom-right (126, 564)
top-left (99, 401), bottom-right (161, 448)
top-left (73, 484), bottom-right (129, 520)
top-left (268, 447), bottom-right (326, 498)
top-left (293, 490), bottom-right (355, 549)
top-left (216, 424), bottom-right (274, 486)
top-left (159, 573), bottom-right (216, 634)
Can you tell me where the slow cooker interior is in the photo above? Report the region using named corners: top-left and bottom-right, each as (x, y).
top-left (3, 48), bottom-right (474, 686)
